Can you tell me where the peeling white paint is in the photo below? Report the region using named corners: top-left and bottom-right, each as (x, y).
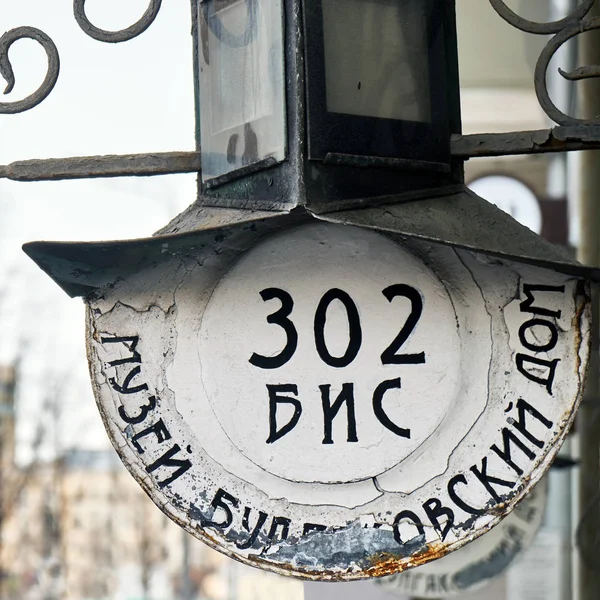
top-left (85, 222), bottom-right (590, 580)
top-left (377, 478), bottom-right (547, 597)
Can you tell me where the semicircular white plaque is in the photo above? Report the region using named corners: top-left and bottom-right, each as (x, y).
top-left (376, 479), bottom-right (547, 597)
top-left (85, 220), bottom-right (589, 580)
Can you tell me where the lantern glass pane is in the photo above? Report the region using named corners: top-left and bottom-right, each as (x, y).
top-left (322, 0), bottom-right (431, 122)
top-left (198, 0), bottom-right (286, 182)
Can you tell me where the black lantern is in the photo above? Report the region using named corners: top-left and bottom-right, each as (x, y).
top-left (194, 0), bottom-right (460, 209)
top-left (24, 0), bottom-right (596, 295)
top-left (24, 0), bottom-right (596, 296)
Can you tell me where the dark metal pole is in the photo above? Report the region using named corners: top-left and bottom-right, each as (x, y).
top-left (547, 3), bottom-right (577, 598)
top-left (577, 3), bottom-right (600, 598)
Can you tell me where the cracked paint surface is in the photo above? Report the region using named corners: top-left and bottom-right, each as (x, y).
top-left (377, 477), bottom-right (547, 597)
top-left (84, 221), bottom-right (590, 580)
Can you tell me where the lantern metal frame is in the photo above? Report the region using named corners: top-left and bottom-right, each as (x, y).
top-left (2, 1), bottom-right (600, 177)
top-left (4, 0), bottom-right (600, 283)
top-left (302, 0), bottom-right (452, 166)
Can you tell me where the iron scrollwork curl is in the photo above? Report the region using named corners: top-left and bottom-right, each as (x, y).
top-left (73, 0), bottom-right (163, 43)
top-left (490, 0), bottom-right (600, 126)
top-left (536, 16), bottom-right (600, 126)
top-left (0, 0), bottom-right (162, 113)
top-left (489, 0), bottom-right (595, 34)
top-left (0, 26), bottom-right (60, 114)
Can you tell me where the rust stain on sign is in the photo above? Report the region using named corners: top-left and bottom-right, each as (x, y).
top-left (78, 220), bottom-right (589, 580)
top-left (377, 478), bottom-right (547, 597)
top-left (366, 543), bottom-right (451, 578)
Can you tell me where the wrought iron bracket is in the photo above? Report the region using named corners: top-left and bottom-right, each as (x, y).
top-left (490, 0), bottom-right (600, 126)
top-left (0, 151), bottom-right (200, 182)
top-left (73, 0), bottom-right (162, 44)
top-left (452, 126), bottom-right (600, 159)
top-left (4, 127), bottom-right (600, 183)
top-left (0, 0), bottom-right (162, 114)
top-left (0, 26), bottom-right (59, 114)
top-left (3, 1), bottom-right (600, 175)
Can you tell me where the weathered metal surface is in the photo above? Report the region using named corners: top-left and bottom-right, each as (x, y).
top-left (203, 158), bottom-right (279, 190)
top-left (73, 0), bottom-right (163, 43)
top-left (452, 126), bottom-right (600, 158)
top-left (0, 152), bottom-right (201, 182)
top-left (318, 188), bottom-right (600, 281)
top-left (23, 210), bottom-right (296, 297)
top-left (0, 26), bottom-right (59, 114)
top-left (74, 214), bottom-right (590, 580)
top-left (22, 189), bottom-right (600, 300)
top-left (6, 125), bottom-right (600, 182)
top-left (322, 153), bottom-right (451, 174)
top-left (376, 479), bottom-right (547, 597)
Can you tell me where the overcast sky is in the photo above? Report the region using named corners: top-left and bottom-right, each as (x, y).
top-left (0, 0), bottom-right (197, 462)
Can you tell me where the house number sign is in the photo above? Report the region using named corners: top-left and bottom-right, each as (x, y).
top-left (86, 221), bottom-right (589, 580)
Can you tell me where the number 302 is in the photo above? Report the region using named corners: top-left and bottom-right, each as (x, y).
top-left (249, 285), bottom-right (426, 370)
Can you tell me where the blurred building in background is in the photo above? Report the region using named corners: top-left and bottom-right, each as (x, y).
top-left (459, 0), bottom-right (571, 247)
top-left (0, 418), bottom-right (302, 600)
